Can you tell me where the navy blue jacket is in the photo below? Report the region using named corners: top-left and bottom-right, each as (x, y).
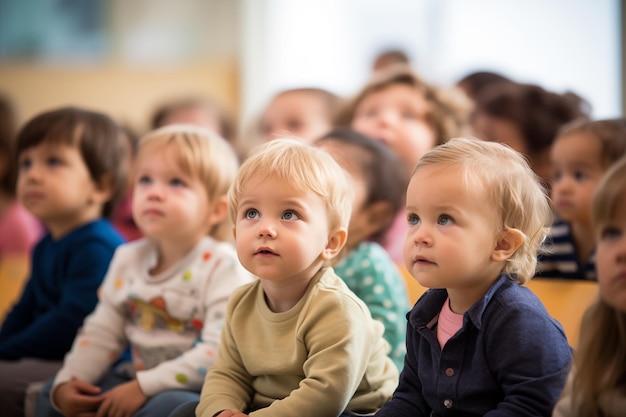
top-left (376, 275), bottom-right (572, 417)
top-left (0, 219), bottom-right (124, 360)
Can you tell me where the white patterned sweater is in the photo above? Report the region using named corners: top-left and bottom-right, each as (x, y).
top-left (52, 237), bottom-right (253, 398)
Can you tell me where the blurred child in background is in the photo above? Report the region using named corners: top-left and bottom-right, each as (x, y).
top-left (553, 155), bottom-right (626, 417)
top-left (316, 127), bottom-right (410, 370)
top-left (0, 95), bottom-right (43, 320)
top-left (376, 137), bottom-right (571, 417)
top-left (0, 106), bottom-right (129, 417)
top-left (536, 118), bottom-right (626, 280)
top-left (36, 125), bottom-right (252, 417)
top-left (259, 87), bottom-right (341, 144)
top-left (471, 82), bottom-right (590, 190)
top-left (336, 65), bottom-right (472, 262)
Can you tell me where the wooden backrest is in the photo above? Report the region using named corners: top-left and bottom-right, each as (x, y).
top-left (525, 278), bottom-right (598, 348)
top-left (398, 264), bottom-right (598, 347)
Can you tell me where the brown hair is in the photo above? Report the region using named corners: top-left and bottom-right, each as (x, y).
top-left (0, 94), bottom-right (18, 195)
top-left (336, 65), bottom-right (472, 145)
top-left (473, 82), bottom-right (590, 158)
top-left (556, 117), bottom-right (626, 169)
top-left (571, 156), bottom-right (626, 417)
top-left (16, 106), bottom-right (130, 218)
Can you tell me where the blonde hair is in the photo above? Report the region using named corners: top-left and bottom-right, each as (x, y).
top-left (570, 156), bottom-right (626, 417)
top-left (557, 117), bottom-right (626, 169)
top-left (229, 138), bottom-right (353, 234)
top-left (414, 137), bottom-right (551, 283)
top-left (336, 65), bottom-right (472, 145)
top-left (137, 125), bottom-right (240, 242)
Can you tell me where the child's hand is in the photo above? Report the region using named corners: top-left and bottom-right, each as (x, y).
top-left (216, 410), bottom-right (249, 417)
top-left (53, 377), bottom-right (104, 417)
top-left (95, 379), bottom-right (147, 417)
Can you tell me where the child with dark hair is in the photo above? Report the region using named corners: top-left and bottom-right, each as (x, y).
top-left (536, 118), bottom-right (626, 280)
top-left (471, 82), bottom-right (590, 188)
top-left (0, 106), bottom-right (129, 417)
top-left (316, 127), bottom-right (410, 370)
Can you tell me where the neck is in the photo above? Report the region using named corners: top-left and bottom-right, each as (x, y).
top-left (261, 261), bottom-right (323, 313)
top-left (150, 235), bottom-right (203, 275)
top-left (570, 221), bottom-right (595, 264)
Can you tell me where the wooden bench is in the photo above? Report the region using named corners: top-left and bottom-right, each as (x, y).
top-left (398, 264), bottom-right (598, 347)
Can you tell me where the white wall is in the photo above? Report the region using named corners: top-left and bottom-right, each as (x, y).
top-left (240, 0), bottom-right (621, 127)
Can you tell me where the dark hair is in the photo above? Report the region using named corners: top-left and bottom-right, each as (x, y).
top-left (0, 94), bottom-right (18, 195)
top-left (317, 127), bottom-right (409, 241)
top-left (473, 82), bottom-right (590, 157)
top-left (16, 106), bottom-right (130, 218)
top-left (456, 70), bottom-right (514, 99)
top-left (557, 118), bottom-right (626, 168)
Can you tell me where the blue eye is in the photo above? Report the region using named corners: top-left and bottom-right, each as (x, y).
top-left (245, 209), bottom-right (259, 220)
top-left (600, 226), bottom-right (622, 241)
top-left (170, 178), bottom-right (185, 187)
top-left (19, 158), bottom-right (32, 170)
top-left (437, 215), bottom-right (454, 226)
top-left (407, 213), bottom-right (420, 226)
top-left (46, 157), bottom-right (61, 167)
top-left (138, 176), bottom-right (151, 185)
top-left (282, 210), bottom-right (300, 221)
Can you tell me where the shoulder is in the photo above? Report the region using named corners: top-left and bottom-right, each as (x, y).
top-left (308, 268), bottom-right (373, 317)
top-left (68, 219), bottom-right (125, 249)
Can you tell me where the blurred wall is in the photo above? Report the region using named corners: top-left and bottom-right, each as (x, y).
top-left (0, 0), bottom-right (240, 135)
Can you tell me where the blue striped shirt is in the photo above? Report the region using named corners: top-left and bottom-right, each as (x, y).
top-left (535, 220), bottom-right (596, 280)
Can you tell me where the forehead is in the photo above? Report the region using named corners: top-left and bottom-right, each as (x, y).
top-left (407, 164), bottom-right (489, 210)
top-left (552, 132), bottom-right (602, 162)
top-left (359, 83), bottom-right (427, 108)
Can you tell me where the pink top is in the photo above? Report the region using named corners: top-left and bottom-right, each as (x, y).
top-left (437, 297), bottom-right (464, 348)
top-left (111, 192), bottom-right (142, 242)
top-left (0, 201), bottom-right (44, 257)
top-left (381, 208), bottom-right (408, 264)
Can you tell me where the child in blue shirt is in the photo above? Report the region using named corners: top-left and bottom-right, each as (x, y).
top-left (0, 106), bottom-right (129, 417)
top-left (376, 137), bottom-right (572, 417)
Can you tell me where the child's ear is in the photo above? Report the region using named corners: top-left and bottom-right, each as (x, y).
top-left (90, 174), bottom-right (114, 205)
top-left (492, 227), bottom-right (524, 262)
top-left (321, 227), bottom-right (348, 261)
top-left (206, 195), bottom-right (229, 227)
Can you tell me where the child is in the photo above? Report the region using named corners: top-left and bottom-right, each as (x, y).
top-left (0, 106), bottom-right (129, 417)
top-left (336, 65), bottom-right (472, 263)
top-left (376, 137), bottom-right (572, 417)
top-left (552, 155), bottom-right (626, 417)
top-left (0, 95), bottom-right (44, 320)
top-left (35, 125), bottom-right (253, 417)
top-left (174, 138), bottom-right (399, 417)
top-left (471, 82), bottom-right (590, 189)
top-left (536, 118), bottom-right (626, 280)
top-left (315, 127), bottom-right (410, 370)
top-left (258, 87), bottom-right (341, 144)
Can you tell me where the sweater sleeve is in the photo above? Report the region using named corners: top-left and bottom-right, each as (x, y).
top-left (136, 257), bottom-right (252, 396)
top-left (52, 250), bottom-right (130, 388)
top-left (0, 240), bottom-right (117, 360)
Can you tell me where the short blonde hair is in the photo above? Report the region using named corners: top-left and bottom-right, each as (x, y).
top-left (414, 137), bottom-right (551, 283)
top-left (229, 138), bottom-right (353, 234)
top-left (138, 125), bottom-right (240, 242)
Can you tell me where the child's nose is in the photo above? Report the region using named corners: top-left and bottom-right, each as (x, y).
top-left (257, 219), bottom-right (277, 238)
top-left (146, 182), bottom-right (165, 200)
top-left (411, 224), bottom-right (433, 246)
